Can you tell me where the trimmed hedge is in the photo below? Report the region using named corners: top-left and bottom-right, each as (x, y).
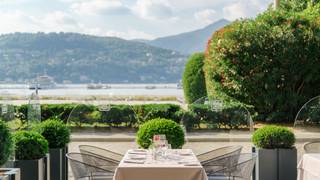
top-left (252, 125), bottom-right (295, 149)
top-left (14, 130), bottom-right (49, 160)
top-left (10, 103), bottom-right (254, 130)
top-left (136, 118), bottom-right (185, 149)
top-left (34, 119), bottom-right (70, 149)
top-left (182, 53), bottom-right (207, 104)
top-left (186, 102), bottom-right (252, 130)
top-left (204, 7), bottom-right (320, 122)
top-left (0, 120), bottom-right (13, 166)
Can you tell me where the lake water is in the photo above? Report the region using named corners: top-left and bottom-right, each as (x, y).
top-left (0, 84), bottom-right (183, 97)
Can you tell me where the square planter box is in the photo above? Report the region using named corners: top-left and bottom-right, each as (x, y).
top-left (0, 168), bottom-right (20, 180)
top-left (14, 158), bottom-right (45, 180)
top-left (49, 146), bottom-right (68, 180)
top-left (44, 153), bottom-right (50, 180)
top-left (62, 146), bottom-right (68, 180)
top-left (254, 148), bottom-right (297, 180)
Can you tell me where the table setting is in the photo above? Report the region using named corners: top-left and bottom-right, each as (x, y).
top-left (113, 135), bottom-right (208, 180)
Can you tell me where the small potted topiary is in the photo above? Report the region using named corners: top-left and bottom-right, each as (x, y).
top-left (137, 118), bottom-right (185, 149)
top-left (13, 130), bottom-right (48, 180)
top-left (0, 120), bottom-right (20, 179)
top-left (34, 119), bottom-right (70, 180)
top-left (252, 125), bottom-right (296, 180)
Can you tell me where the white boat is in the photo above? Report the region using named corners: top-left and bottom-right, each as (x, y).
top-left (145, 85), bottom-right (156, 89)
top-left (87, 83), bottom-right (104, 89)
top-left (29, 75), bottom-right (56, 89)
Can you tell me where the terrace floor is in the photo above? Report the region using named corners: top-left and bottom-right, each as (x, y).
top-left (67, 131), bottom-right (320, 179)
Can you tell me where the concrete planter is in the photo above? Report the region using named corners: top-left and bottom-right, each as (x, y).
top-left (0, 168), bottom-right (20, 180)
top-left (254, 148), bottom-right (297, 180)
top-left (44, 153), bottom-right (50, 180)
top-left (49, 148), bottom-right (63, 180)
top-left (49, 146), bottom-right (68, 180)
top-left (62, 146), bottom-right (68, 180)
top-left (14, 158), bottom-right (45, 180)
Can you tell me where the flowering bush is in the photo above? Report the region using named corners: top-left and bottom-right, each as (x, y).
top-left (205, 8), bottom-right (320, 122)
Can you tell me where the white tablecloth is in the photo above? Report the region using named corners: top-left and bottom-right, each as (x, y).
top-left (113, 149), bottom-right (208, 180)
top-left (298, 154), bottom-right (320, 180)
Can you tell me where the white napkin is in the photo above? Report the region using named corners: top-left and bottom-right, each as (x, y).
top-left (124, 159), bottom-right (145, 164)
top-left (127, 154), bottom-right (146, 160)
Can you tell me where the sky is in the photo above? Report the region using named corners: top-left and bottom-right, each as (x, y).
top-left (0, 0), bottom-right (272, 40)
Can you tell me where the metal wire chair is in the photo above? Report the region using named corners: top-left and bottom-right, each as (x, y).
top-left (79, 145), bottom-right (124, 163)
top-left (197, 145), bottom-right (243, 165)
top-left (203, 153), bottom-right (257, 180)
top-left (66, 152), bottom-right (118, 180)
top-left (304, 141), bottom-right (320, 153)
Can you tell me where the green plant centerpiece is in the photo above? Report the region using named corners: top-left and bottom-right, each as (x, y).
top-left (252, 125), bottom-right (296, 180)
top-left (34, 119), bottom-right (70, 149)
top-left (13, 130), bottom-right (48, 180)
top-left (137, 118), bottom-right (185, 149)
top-left (34, 119), bottom-right (71, 180)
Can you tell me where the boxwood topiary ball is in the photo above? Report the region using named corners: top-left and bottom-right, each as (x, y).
top-left (137, 118), bottom-right (185, 149)
top-left (252, 125), bottom-right (295, 149)
top-left (34, 119), bottom-right (70, 149)
top-left (0, 120), bottom-right (13, 166)
top-left (14, 130), bottom-right (48, 160)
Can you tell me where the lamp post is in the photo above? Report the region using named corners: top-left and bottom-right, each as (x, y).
top-left (274, 0), bottom-right (280, 9)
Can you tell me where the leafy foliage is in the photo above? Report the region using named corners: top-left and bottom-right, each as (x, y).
top-left (205, 7), bottom-right (320, 122)
top-left (252, 125), bottom-right (295, 149)
top-left (0, 120), bottom-right (13, 166)
top-left (14, 130), bottom-right (48, 160)
top-left (0, 32), bottom-right (187, 83)
top-left (280, 0), bottom-right (320, 12)
top-left (182, 53), bottom-right (207, 104)
top-left (136, 118), bottom-right (185, 149)
top-left (34, 119), bottom-right (70, 149)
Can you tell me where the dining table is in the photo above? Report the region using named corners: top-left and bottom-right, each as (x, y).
top-left (113, 149), bottom-right (208, 180)
top-left (297, 153), bottom-right (320, 180)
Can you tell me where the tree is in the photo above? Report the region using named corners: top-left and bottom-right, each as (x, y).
top-left (204, 7), bottom-right (320, 122)
top-left (182, 53), bottom-right (207, 104)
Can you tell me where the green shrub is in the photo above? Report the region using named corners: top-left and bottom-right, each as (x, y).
top-left (34, 119), bottom-right (70, 149)
top-left (252, 125), bottom-right (295, 149)
top-left (205, 9), bottom-right (320, 122)
top-left (0, 120), bottom-right (13, 166)
top-left (280, 0), bottom-right (320, 12)
top-left (41, 104), bottom-right (75, 123)
top-left (14, 131), bottom-right (48, 160)
top-left (182, 53), bottom-right (207, 104)
top-left (188, 102), bottom-right (252, 129)
top-left (136, 118), bottom-right (185, 149)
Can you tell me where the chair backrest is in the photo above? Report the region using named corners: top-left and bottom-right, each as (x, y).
top-left (204, 153), bottom-right (257, 180)
top-left (304, 141), bottom-right (320, 153)
top-left (66, 152), bottom-right (116, 180)
top-left (197, 145), bottom-right (243, 164)
top-left (79, 145), bottom-right (123, 162)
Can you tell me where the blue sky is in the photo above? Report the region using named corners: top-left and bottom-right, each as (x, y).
top-left (0, 0), bottom-right (272, 40)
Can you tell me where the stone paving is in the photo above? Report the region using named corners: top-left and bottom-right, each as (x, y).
top-left (67, 131), bottom-right (318, 179)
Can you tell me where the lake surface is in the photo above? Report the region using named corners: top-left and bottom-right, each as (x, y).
top-left (0, 84), bottom-right (183, 97)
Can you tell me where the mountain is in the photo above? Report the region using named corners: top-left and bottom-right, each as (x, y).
top-left (0, 32), bottom-right (187, 84)
top-left (144, 19), bottom-right (230, 54)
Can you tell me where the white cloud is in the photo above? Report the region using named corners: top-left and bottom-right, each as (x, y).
top-left (194, 9), bottom-right (219, 25)
top-left (223, 0), bottom-right (268, 20)
top-left (132, 0), bottom-right (174, 20)
top-left (71, 0), bottom-right (130, 15)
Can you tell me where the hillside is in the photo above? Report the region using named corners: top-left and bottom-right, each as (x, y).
top-left (145, 19), bottom-right (230, 54)
top-left (0, 32), bottom-right (187, 83)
